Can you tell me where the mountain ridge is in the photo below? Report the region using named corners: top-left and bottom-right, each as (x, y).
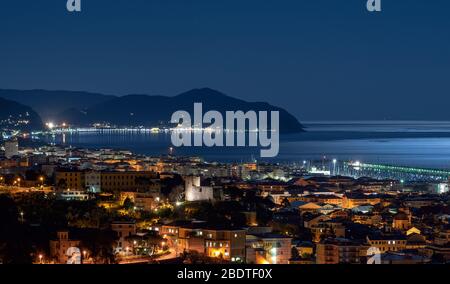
top-left (0, 97), bottom-right (43, 131)
top-left (0, 88), bottom-right (304, 133)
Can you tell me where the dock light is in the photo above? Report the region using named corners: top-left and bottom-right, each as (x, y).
top-left (46, 122), bottom-right (55, 129)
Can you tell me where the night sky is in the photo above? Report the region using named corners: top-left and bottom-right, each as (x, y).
top-left (1, 0), bottom-right (449, 121)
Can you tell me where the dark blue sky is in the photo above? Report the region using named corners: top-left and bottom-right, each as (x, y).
top-left (1, 0), bottom-right (449, 120)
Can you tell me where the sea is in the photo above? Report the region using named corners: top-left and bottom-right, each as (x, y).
top-left (38, 121), bottom-right (450, 170)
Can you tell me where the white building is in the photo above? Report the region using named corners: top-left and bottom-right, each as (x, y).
top-left (184, 176), bottom-right (214, 202)
top-left (56, 190), bottom-right (91, 201)
top-left (85, 171), bottom-right (101, 193)
top-left (4, 139), bottom-right (19, 158)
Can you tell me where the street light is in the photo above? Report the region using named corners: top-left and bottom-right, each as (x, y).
top-left (39, 254), bottom-right (43, 264)
top-left (20, 211), bottom-right (24, 223)
top-left (46, 122), bottom-right (54, 129)
top-left (83, 250), bottom-right (87, 263)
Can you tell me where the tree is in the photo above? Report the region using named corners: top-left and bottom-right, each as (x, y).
top-left (281, 197), bottom-right (291, 208)
top-left (122, 197), bottom-right (134, 211)
top-left (78, 229), bottom-right (118, 264)
top-left (291, 246), bottom-right (300, 260)
top-left (0, 194), bottom-right (32, 263)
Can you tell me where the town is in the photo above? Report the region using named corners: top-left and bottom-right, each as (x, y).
top-left (0, 137), bottom-right (448, 264)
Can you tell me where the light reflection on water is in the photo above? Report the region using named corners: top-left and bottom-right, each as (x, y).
top-left (40, 122), bottom-right (450, 169)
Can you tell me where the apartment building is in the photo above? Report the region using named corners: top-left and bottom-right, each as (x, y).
top-left (111, 221), bottom-right (137, 253)
top-left (342, 192), bottom-right (381, 209)
top-left (55, 170), bottom-right (159, 192)
top-left (49, 231), bottom-right (81, 264)
top-left (161, 220), bottom-right (246, 263)
top-left (246, 233), bottom-right (292, 264)
top-left (316, 238), bottom-right (365, 264)
top-left (366, 235), bottom-right (407, 254)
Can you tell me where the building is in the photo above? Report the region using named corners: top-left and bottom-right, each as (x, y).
top-left (366, 235), bottom-right (407, 254)
top-left (316, 238), bottom-right (365, 264)
top-left (246, 233), bottom-right (292, 264)
top-left (380, 251), bottom-right (431, 264)
top-left (49, 231), bottom-right (81, 264)
top-left (392, 211), bottom-right (412, 231)
top-left (310, 220), bottom-right (346, 243)
top-left (184, 176), bottom-right (214, 202)
top-left (100, 171), bottom-right (159, 192)
top-left (4, 138), bottom-right (19, 159)
top-left (434, 227), bottom-right (450, 246)
top-left (292, 241), bottom-right (315, 259)
top-left (111, 221), bottom-right (137, 253)
top-left (85, 171), bottom-right (101, 193)
top-left (161, 220), bottom-right (246, 263)
top-left (56, 189), bottom-right (91, 201)
top-left (55, 170), bottom-right (85, 190)
top-left (55, 170), bottom-right (160, 192)
top-left (342, 192), bottom-right (381, 209)
top-left (120, 191), bottom-right (158, 211)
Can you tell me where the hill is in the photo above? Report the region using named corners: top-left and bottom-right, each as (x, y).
top-left (0, 97), bottom-right (43, 130)
top-left (0, 89), bottom-right (115, 121)
top-left (58, 88), bottom-right (303, 133)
